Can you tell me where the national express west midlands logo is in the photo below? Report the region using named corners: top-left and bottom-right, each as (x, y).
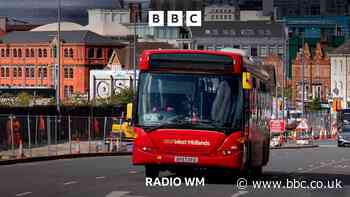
top-left (148, 11), bottom-right (202, 27)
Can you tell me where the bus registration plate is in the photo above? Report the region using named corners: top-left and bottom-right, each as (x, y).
top-left (174, 156), bottom-right (198, 163)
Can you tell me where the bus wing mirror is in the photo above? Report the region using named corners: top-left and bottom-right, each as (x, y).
top-left (126, 103), bottom-right (133, 121)
top-left (242, 72), bottom-right (252, 90)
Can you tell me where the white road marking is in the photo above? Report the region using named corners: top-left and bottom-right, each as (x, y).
top-left (96, 176), bottom-right (106, 179)
top-left (128, 170), bottom-right (138, 174)
top-left (231, 191), bottom-right (249, 197)
top-left (15, 192), bottom-right (32, 196)
top-left (63, 181), bottom-right (77, 185)
top-left (105, 191), bottom-right (130, 197)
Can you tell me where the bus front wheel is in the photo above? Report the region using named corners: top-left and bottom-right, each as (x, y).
top-left (145, 166), bottom-right (159, 178)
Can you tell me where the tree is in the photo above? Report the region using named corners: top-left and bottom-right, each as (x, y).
top-left (309, 97), bottom-right (322, 112)
top-left (16, 92), bottom-right (33, 106)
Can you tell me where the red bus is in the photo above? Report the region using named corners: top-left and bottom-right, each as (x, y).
top-left (132, 49), bottom-right (275, 178)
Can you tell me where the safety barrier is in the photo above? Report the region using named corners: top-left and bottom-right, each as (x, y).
top-left (0, 115), bottom-right (133, 161)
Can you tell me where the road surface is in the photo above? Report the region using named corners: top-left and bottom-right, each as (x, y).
top-left (1, 142), bottom-right (350, 197)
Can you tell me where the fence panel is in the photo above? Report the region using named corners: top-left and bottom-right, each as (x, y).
top-left (0, 114), bottom-right (131, 160)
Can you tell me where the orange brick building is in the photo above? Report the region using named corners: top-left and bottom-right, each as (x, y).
top-left (0, 30), bottom-right (125, 100)
top-left (263, 54), bottom-right (284, 89)
top-left (291, 42), bottom-right (331, 108)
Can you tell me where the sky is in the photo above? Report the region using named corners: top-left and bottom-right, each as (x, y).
top-left (0, 0), bottom-right (128, 25)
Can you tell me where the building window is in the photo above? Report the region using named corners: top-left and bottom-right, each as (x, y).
top-left (88, 48), bottom-right (94, 58)
top-left (25, 65), bottom-right (35, 79)
top-left (64, 67), bottom-right (74, 79)
top-left (18, 67), bottom-right (22, 78)
top-left (69, 48), bottom-right (74, 58)
top-left (242, 46), bottom-right (250, 55)
top-left (13, 67), bottom-right (17, 78)
top-left (269, 46), bottom-right (277, 55)
top-left (251, 47), bottom-right (258, 57)
top-left (0, 49), bottom-right (4, 57)
top-left (278, 46), bottom-right (283, 56)
top-left (38, 66), bottom-right (47, 79)
top-left (5, 67), bottom-right (9, 78)
top-left (0, 67), bottom-right (4, 78)
top-left (216, 45), bottom-right (223, 50)
top-left (6, 49), bottom-right (10, 57)
top-left (43, 49), bottom-right (47, 57)
top-left (96, 48), bottom-right (103, 58)
top-left (13, 49), bottom-right (17, 57)
top-left (207, 46), bottom-right (214, 50)
top-left (18, 49), bottom-right (22, 57)
top-left (0, 66), bottom-right (8, 78)
top-left (30, 49), bottom-right (35, 57)
top-left (197, 45), bottom-right (204, 50)
top-left (38, 49), bottom-right (42, 57)
top-left (260, 46), bottom-right (267, 57)
top-left (64, 85), bottom-right (74, 97)
top-left (64, 48), bottom-right (69, 57)
top-left (25, 49), bottom-right (30, 57)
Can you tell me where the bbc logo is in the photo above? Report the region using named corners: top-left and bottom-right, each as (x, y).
top-left (149, 11), bottom-right (202, 27)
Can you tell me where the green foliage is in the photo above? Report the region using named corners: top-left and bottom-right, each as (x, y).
top-left (112, 87), bottom-right (134, 105)
top-left (309, 97), bottom-right (322, 112)
top-left (93, 87), bottom-right (134, 106)
top-left (16, 92), bottom-right (32, 106)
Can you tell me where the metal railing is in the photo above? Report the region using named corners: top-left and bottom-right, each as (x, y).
top-left (0, 115), bottom-right (132, 160)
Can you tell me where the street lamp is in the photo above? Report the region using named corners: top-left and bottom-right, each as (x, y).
top-left (56, 0), bottom-right (61, 113)
top-left (300, 33), bottom-right (305, 117)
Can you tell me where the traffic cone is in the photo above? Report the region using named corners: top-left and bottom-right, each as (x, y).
top-left (320, 128), bottom-right (324, 140)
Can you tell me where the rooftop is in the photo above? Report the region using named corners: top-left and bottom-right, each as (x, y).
top-left (0, 30), bottom-right (125, 46)
top-left (31, 22), bottom-right (85, 32)
top-left (329, 39), bottom-right (350, 55)
top-left (191, 21), bottom-right (284, 38)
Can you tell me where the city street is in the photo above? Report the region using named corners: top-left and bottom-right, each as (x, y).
top-left (0, 141), bottom-right (350, 197)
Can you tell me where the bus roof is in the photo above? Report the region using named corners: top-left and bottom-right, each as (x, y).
top-left (139, 49), bottom-right (242, 73)
top-left (139, 49), bottom-right (274, 83)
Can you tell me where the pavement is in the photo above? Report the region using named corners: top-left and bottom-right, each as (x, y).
top-left (1, 140), bottom-right (350, 197)
top-left (0, 141), bottom-right (132, 160)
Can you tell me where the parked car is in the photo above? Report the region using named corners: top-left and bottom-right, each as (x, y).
top-left (338, 125), bottom-right (350, 147)
top-left (270, 136), bottom-right (282, 148)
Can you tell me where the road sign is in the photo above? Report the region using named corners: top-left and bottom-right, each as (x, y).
top-left (270, 119), bottom-right (285, 133)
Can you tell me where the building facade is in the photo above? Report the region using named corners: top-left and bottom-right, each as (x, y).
top-left (0, 30), bottom-right (125, 101)
top-left (291, 42), bottom-right (331, 109)
top-left (285, 16), bottom-right (349, 78)
top-left (204, 4), bottom-right (238, 21)
top-left (329, 40), bottom-right (350, 109)
top-left (191, 21), bottom-right (284, 60)
top-left (274, 0), bottom-right (348, 18)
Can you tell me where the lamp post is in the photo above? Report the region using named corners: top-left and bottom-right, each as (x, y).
top-left (133, 15), bottom-right (137, 93)
top-left (300, 33), bottom-right (305, 117)
top-left (56, 0), bottom-right (61, 113)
